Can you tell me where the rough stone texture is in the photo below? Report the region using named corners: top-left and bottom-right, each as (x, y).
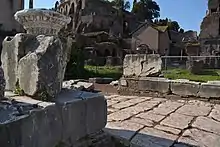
top-left (1, 34), bottom-right (28, 91)
top-left (0, 67), bottom-right (5, 99)
top-left (138, 77), bottom-right (170, 94)
top-left (0, 89), bottom-right (107, 147)
top-left (210, 105), bottom-right (220, 122)
top-left (123, 54), bottom-right (162, 77)
top-left (170, 79), bottom-right (200, 97)
top-left (17, 35), bottom-right (68, 98)
top-left (1, 33), bottom-right (69, 99)
top-left (152, 101), bottom-right (184, 116)
top-left (176, 104), bottom-right (212, 116)
top-left (161, 113), bottom-right (194, 129)
top-left (198, 83), bottom-right (220, 98)
top-left (14, 9), bottom-right (71, 36)
top-left (137, 111), bottom-right (165, 123)
top-left (178, 129), bottom-right (220, 147)
top-left (192, 116), bottom-right (220, 135)
top-left (155, 125), bottom-right (182, 135)
top-left (106, 94), bottom-right (220, 147)
top-left (104, 121), bottom-right (144, 141)
top-left (188, 60), bottom-right (204, 74)
top-left (131, 127), bottom-right (178, 147)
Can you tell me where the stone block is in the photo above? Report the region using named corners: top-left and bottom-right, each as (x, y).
top-left (123, 54), bottom-right (162, 77)
top-left (138, 77), bottom-right (170, 93)
top-left (0, 89), bottom-right (107, 147)
top-left (198, 83), bottom-right (220, 98)
top-left (82, 92), bottom-right (107, 134)
top-left (17, 34), bottom-right (69, 98)
top-left (170, 79), bottom-right (200, 97)
top-left (1, 33), bottom-right (30, 91)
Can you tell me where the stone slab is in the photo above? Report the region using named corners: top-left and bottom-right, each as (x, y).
top-left (198, 83), bottom-right (220, 98)
top-left (138, 77), bottom-right (170, 94)
top-left (152, 101), bottom-right (184, 116)
top-left (137, 111), bottom-right (166, 123)
top-left (210, 105), bottom-right (220, 122)
top-left (176, 104), bottom-right (212, 116)
top-left (104, 121), bottom-right (144, 141)
top-left (131, 127), bottom-right (178, 147)
top-left (160, 113), bottom-right (194, 129)
top-left (155, 125), bottom-right (182, 135)
top-left (178, 128), bottom-right (220, 147)
top-left (192, 116), bottom-right (220, 135)
top-left (170, 80), bottom-right (200, 97)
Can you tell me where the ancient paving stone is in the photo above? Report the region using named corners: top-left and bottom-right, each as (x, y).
top-left (209, 105), bottom-right (220, 122)
top-left (131, 127), bottom-right (178, 147)
top-left (105, 95), bottom-right (119, 100)
top-left (176, 104), bottom-right (212, 116)
top-left (134, 98), bottom-right (164, 111)
top-left (104, 121), bottom-right (144, 141)
top-left (107, 100), bottom-right (119, 107)
top-left (108, 106), bottom-right (144, 121)
top-left (178, 128), bottom-right (220, 147)
top-left (128, 117), bottom-right (154, 127)
top-left (161, 113), bottom-right (194, 129)
top-left (155, 125), bottom-right (182, 135)
top-left (187, 100), bottom-right (214, 107)
top-left (111, 98), bottom-right (147, 109)
top-left (111, 95), bottom-right (134, 102)
top-left (107, 108), bottom-right (117, 115)
top-left (152, 101), bottom-right (184, 116)
top-left (192, 116), bottom-right (220, 135)
top-left (137, 111), bottom-right (166, 123)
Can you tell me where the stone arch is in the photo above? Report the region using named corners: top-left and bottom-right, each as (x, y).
top-left (69, 2), bottom-right (75, 15)
top-left (65, 5), bottom-right (69, 15)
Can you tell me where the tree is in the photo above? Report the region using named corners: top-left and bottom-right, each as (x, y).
top-left (132, 0), bottom-right (160, 21)
top-left (110, 0), bottom-right (130, 11)
top-left (154, 18), bottom-right (184, 32)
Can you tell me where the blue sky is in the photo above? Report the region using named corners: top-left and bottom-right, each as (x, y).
top-left (25, 0), bottom-right (207, 32)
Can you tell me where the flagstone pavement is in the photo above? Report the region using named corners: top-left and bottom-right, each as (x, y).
top-left (104, 95), bottom-right (220, 147)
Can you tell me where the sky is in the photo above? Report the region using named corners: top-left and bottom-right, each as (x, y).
top-left (25, 0), bottom-right (208, 32)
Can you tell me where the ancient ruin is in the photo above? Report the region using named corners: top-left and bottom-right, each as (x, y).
top-left (0, 8), bottom-right (108, 147)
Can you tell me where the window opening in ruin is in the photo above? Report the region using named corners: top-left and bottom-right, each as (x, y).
top-left (211, 8), bottom-right (217, 13)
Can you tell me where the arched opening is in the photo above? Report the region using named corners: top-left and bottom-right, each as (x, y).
top-left (69, 2), bottom-right (75, 15)
top-left (78, 0), bottom-right (82, 10)
top-left (112, 48), bottom-right (117, 57)
top-left (104, 49), bottom-right (111, 57)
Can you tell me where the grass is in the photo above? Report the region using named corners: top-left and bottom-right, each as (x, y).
top-left (84, 65), bottom-right (123, 80)
top-left (163, 68), bottom-right (220, 82)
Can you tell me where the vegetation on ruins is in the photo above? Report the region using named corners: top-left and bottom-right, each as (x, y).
top-left (164, 68), bottom-right (220, 82)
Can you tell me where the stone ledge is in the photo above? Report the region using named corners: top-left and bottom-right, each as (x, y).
top-left (118, 77), bottom-right (220, 99)
top-left (0, 89), bottom-right (107, 147)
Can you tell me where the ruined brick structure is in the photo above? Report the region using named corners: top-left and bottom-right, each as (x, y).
top-left (200, 0), bottom-right (220, 57)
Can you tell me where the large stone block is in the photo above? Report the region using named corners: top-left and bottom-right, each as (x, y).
top-left (198, 83), bottom-right (220, 98)
top-left (123, 54), bottom-right (162, 77)
top-left (138, 77), bottom-right (170, 94)
top-left (170, 79), bottom-right (200, 97)
top-left (0, 89), bottom-right (107, 147)
top-left (1, 33), bottom-right (33, 91)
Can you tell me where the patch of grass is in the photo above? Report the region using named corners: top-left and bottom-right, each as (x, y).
top-left (84, 65), bottom-right (123, 80)
top-left (163, 68), bottom-right (220, 82)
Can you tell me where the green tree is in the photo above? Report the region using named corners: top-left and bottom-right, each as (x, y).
top-left (132, 0), bottom-right (160, 21)
top-left (110, 0), bottom-right (130, 11)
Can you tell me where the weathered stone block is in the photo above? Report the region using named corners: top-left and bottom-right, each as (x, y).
top-left (123, 54), bottom-right (162, 77)
top-left (0, 89), bottom-right (107, 147)
top-left (138, 77), bottom-right (170, 94)
top-left (170, 79), bottom-right (200, 97)
top-left (1, 33), bottom-right (32, 91)
top-left (17, 34), bottom-right (68, 98)
top-left (198, 83), bottom-right (220, 98)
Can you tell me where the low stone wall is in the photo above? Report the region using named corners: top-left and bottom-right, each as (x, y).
top-left (118, 77), bottom-right (220, 99)
top-left (0, 89), bottom-right (107, 147)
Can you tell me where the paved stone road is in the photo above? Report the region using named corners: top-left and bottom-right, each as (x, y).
top-left (104, 95), bottom-right (220, 147)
